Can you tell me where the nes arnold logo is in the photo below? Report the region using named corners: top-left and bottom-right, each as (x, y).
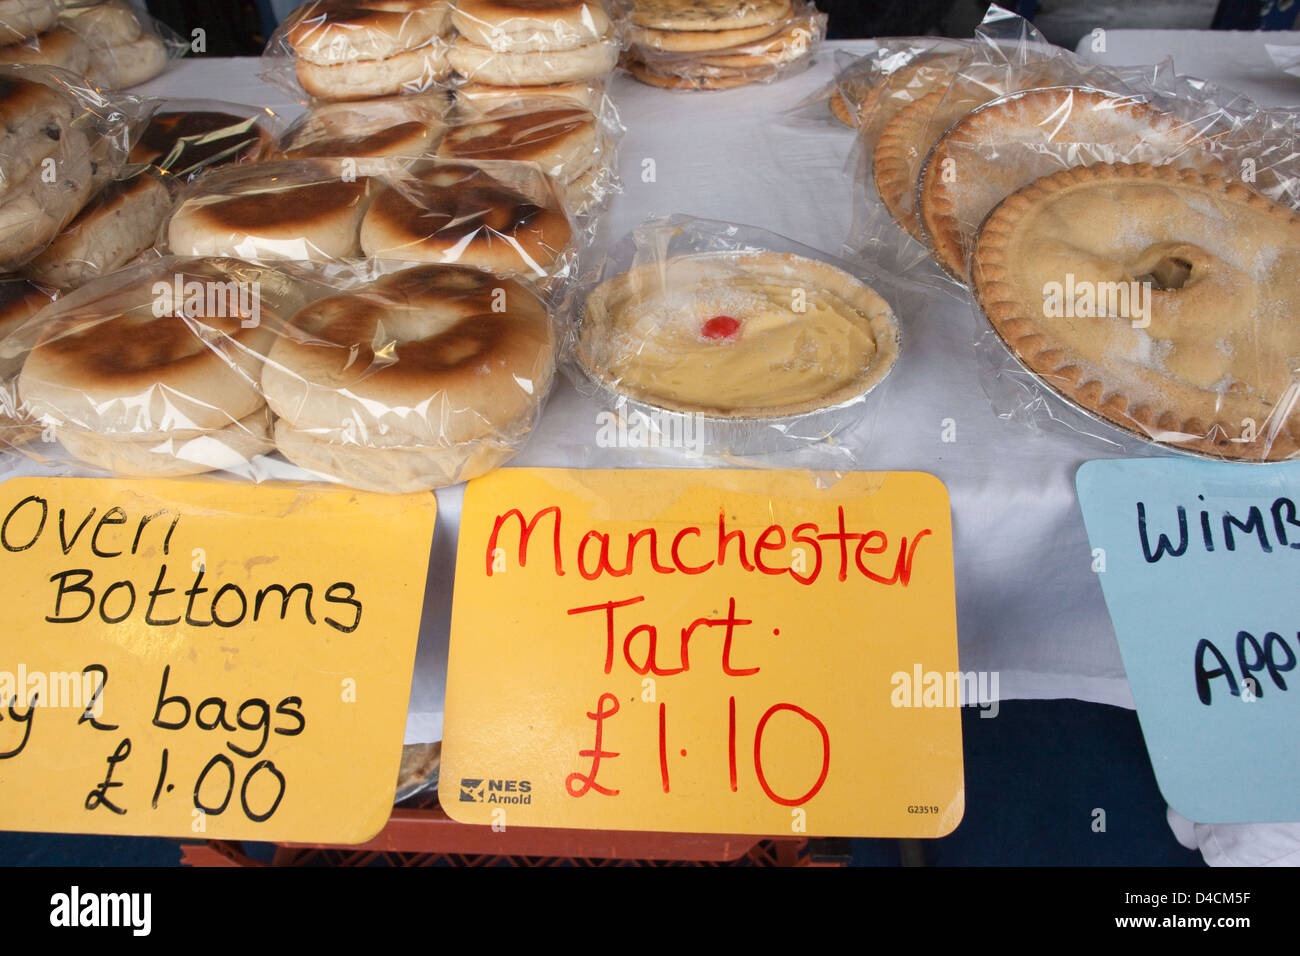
top-left (460, 777), bottom-right (533, 805)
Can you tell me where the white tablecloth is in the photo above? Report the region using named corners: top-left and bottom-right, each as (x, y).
top-left (1074, 29), bottom-right (1300, 107)
top-left (101, 34), bottom-right (1300, 742)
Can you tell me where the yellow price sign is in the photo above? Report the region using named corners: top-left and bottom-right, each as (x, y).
top-left (443, 469), bottom-right (964, 837)
top-left (0, 477), bottom-right (437, 844)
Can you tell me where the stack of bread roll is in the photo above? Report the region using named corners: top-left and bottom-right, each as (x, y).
top-left (623, 0), bottom-right (823, 90)
top-left (0, 0), bottom-right (174, 88)
top-left (263, 264), bottom-right (555, 492)
top-left (449, 0), bottom-right (618, 89)
top-left (0, 4), bottom-right (584, 492)
top-left (166, 159), bottom-right (376, 263)
top-left (274, 93), bottom-right (449, 166)
top-left (437, 98), bottom-right (614, 214)
top-left (280, 0), bottom-right (454, 101)
top-left (14, 259), bottom-right (290, 477)
top-left (443, 0), bottom-right (626, 218)
top-left (0, 0), bottom-right (57, 50)
top-left (359, 160), bottom-right (574, 278)
top-left (164, 156), bottom-right (575, 282)
top-left (0, 68), bottom-right (121, 271)
top-left (22, 104), bottom-right (275, 289)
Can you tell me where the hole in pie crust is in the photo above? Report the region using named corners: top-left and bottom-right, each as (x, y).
top-left (1136, 255), bottom-right (1194, 291)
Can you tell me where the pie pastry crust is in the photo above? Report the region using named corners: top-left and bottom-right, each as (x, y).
top-left (918, 87), bottom-right (1217, 281)
top-left (972, 162), bottom-right (1300, 461)
top-left (847, 49), bottom-right (966, 132)
top-left (873, 86), bottom-right (993, 240)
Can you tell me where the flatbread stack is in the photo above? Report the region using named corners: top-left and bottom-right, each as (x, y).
top-left (448, 0), bottom-right (619, 88)
top-left (437, 100), bottom-right (614, 214)
top-left (275, 94), bottom-right (449, 167)
top-left (59, 0), bottom-right (172, 89)
top-left (15, 259), bottom-right (289, 477)
top-left (0, 0), bottom-right (56, 48)
top-left (21, 106), bottom-right (278, 290)
top-left (623, 0), bottom-right (824, 91)
top-left (263, 264), bottom-right (556, 493)
top-left (0, 71), bottom-right (104, 270)
top-left (166, 159), bottom-right (376, 262)
top-left (283, 0), bottom-right (454, 101)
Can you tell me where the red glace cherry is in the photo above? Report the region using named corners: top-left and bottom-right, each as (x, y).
top-left (701, 315), bottom-right (741, 340)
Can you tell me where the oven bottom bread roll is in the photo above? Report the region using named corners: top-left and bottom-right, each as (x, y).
top-left (14, 258), bottom-right (297, 476)
top-left (166, 160), bottom-right (375, 262)
top-left (263, 263), bottom-right (554, 492)
top-left (26, 172), bottom-right (172, 288)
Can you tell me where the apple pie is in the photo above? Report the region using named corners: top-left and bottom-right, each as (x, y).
top-left (972, 162), bottom-right (1300, 460)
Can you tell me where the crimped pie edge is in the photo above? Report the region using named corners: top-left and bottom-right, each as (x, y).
top-left (871, 88), bottom-right (946, 240)
top-left (918, 87), bottom-right (1217, 283)
top-left (971, 161), bottom-right (1300, 462)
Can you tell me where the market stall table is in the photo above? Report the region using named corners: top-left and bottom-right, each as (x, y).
top-left (26, 33), bottom-right (1297, 753)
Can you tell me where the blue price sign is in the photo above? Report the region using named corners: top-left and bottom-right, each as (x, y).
top-left (1077, 458), bottom-right (1300, 823)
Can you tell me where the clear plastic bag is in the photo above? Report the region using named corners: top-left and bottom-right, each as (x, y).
top-left (847, 17), bottom-right (1300, 461)
top-left (163, 157), bottom-right (380, 263)
top-left (967, 146), bottom-right (1300, 463)
top-left (56, 0), bottom-right (188, 89)
top-left (438, 92), bottom-right (624, 220)
top-left (359, 158), bottom-right (581, 284)
top-left (1, 256), bottom-right (323, 476)
top-left (0, 0), bottom-right (57, 48)
top-left (274, 92), bottom-right (449, 163)
top-left (261, 0), bottom-right (455, 103)
top-left (1, 255), bottom-right (559, 492)
top-left (262, 262), bottom-right (557, 493)
top-left (0, 62), bottom-right (132, 270)
top-left (162, 156), bottom-right (581, 285)
top-left (131, 98), bottom-right (281, 182)
top-left (563, 215), bottom-right (911, 469)
top-left (448, 0), bottom-right (619, 87)
top-left (845, 5), bottom-right (1122, 280)
top-left (620, 0), bottom-right (824, 91)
